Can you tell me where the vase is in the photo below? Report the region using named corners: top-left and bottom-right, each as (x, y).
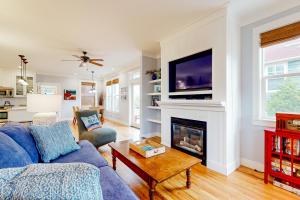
top-left (151, 73), bottom-right (157, 80)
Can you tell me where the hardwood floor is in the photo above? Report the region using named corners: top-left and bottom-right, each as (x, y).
top-left (73, 121), bottom-right (300, 200)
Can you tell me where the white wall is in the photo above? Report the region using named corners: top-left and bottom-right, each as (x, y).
top-left (160, 9), bottom-right (227, 102)
top-left (103, 67), bottom-right (140, 126)
top-left (36, 74), bottom-right (103, 120)
top-left (240, 5), bottom-right (300, 171)
top-left (159, 6), bottom-right (241, 175)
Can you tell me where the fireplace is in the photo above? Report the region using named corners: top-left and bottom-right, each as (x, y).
top-left (171, 117), bottom-right (206, 165)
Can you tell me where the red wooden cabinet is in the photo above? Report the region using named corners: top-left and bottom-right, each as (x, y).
top-left (264, 113), bottom-right (300, 186)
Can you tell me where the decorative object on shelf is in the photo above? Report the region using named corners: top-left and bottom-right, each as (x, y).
top-left (89, 71), bottom-right (96, 93)
top-left (27, 94), bottom-right (62, 125)
top-left (146, 68), bottom-right (161, 80)
top-left (265, 113), bottom-right (300, 190)
top-left (129, 139), bottom-right (165, 158)
top-left (151, 96), bottom-right (160, 107)
top-left (120, 87), bottom-right (128, 100)
top-left (64, 89), bottom-right (76, 100)
top-left (153, 84), bottom-right (161, 93)
top-left (98, 92), bottom-right (104, 106)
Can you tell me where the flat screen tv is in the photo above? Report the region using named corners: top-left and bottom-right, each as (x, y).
top-left (169, 49), bottom-right (212, 93)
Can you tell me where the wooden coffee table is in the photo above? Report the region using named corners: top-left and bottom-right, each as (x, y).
top-left (108, 138), bottom-right (201, 200)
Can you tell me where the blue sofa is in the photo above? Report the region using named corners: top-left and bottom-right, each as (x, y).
top-left (0, 123), bottom-right (138, 200)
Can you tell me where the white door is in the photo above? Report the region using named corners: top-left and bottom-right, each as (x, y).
top-left (131, 83), bottom-right (140, 128)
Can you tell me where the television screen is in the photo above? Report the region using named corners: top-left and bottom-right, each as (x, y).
top-left (169, 49), bottom-right (212, 92)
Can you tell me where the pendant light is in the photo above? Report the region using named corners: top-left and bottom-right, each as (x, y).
top-left (89, 71), bottom-right (96, 93)
top-left (22, 60), bottom-right (29, 86)
top-left (17, 55), bottom-right (28, 86)
top-left (18, 55), bottom-right (25, 85)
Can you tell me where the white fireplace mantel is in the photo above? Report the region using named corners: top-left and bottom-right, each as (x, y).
top-left (158, 100), bottom-right (226, 112)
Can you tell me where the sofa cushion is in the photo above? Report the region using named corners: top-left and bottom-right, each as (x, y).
top-left (0, 122), bottom-right (39, 163)
top-left (0, 132), bottom-right (33, 169)
top-left (99, 166), bottom-right (139, 200)
top-left (0, 163), bottom-right (103, 200)
top-left (51, 140), bottom-right (108, 168)
top-left (30, 121), bottom-right (80, 163)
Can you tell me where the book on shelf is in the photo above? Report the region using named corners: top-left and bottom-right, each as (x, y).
top-left (272, 136), bottom-right (300, 156)
top-left (129, 139), bottom-right (165, 158)
top-left (271, 157), bottom-right (300, 177)
top-left (273, 179), bottom-right (300, 196)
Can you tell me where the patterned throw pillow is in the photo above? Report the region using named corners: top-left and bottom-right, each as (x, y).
top-left (81, 114), bottom-right (101, 131)
top-left (29, 121), bottom-right (80, 163)
top-left (0, 163), bottom-right (103, 200)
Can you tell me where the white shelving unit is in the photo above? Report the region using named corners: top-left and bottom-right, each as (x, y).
top-left (140, 56), bottom-right (161, 137)
top-left (147, 92), bottom-right (161, 96)
top-left (149, 79), bottom-right (161, 84)
top-left (147, 106), bottom-right (161, 110)
top-left (147, 119), bottom-right (161, 124)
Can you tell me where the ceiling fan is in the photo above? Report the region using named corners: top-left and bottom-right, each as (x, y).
top-left (62, 51), bottom-right (104, 67)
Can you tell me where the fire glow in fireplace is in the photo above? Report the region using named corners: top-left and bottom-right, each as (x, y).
top-left (171, 117), bottom-right (206, 165)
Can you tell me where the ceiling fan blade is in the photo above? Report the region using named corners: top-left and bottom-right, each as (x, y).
top-left (90, 58), bottom-right (104, 62)
top-left (72, 55), bottom-right (82, 59)
top-left (61, 59), bottom-right (81, 61)
top-left (89, 61), bottom-right (103, 67)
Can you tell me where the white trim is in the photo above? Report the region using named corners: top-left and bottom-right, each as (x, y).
top-left (252, 119), bottom-right (276, 128)
top-left (241, 158), bottom-right (264, 172)
top-left (252, 11), bottom-right (300, 125)
top-left (105, 117), bottom-right (129, 126)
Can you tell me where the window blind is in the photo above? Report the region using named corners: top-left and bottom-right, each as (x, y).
top-left (260, 21), bottom-right (300, 47)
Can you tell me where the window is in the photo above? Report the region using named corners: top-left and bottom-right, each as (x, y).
top-left (105, 79), bottom-right (119, 112)
top-left (261, 36), bottom-right (300, 120)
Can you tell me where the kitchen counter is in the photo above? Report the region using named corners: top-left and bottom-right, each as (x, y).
top-left (10, 106), bottom-right (27, 111)
top-left (0, 106), bottom-right (27, 112)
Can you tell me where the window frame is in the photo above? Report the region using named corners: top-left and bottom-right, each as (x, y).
top-left (105, 78), bottom-right (120, 113)
top-left (252, 12), bottom-right (300, 127)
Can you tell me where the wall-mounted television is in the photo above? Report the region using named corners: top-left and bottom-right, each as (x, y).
top-left (169, 49), bottom-right (212, 94)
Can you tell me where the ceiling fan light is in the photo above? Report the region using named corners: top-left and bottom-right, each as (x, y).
top-left (82, 62), bottom-right (87, 67)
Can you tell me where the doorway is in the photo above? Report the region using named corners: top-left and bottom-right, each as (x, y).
top-left (131, 83), bottom-right (140, 128)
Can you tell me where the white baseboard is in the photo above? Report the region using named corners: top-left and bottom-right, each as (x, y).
top-left (105, 117), bottom-right (129, 126)
top-left (207, 159), bottom-right (240, 176)
top-left (241, 158), bottom-right (264, 172)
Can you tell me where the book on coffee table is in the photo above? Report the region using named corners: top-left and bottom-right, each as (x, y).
top-left (129, 139), bottom-right (165, 158)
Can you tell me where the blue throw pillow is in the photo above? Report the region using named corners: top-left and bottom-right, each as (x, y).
top-left (81, 114), bottom-right (101, 131)
top-left (0, 132), bottom-right (33, 169)
top-left (29, 121), bottom-right (80, 163)
top-left (0, 163), bottom-right (103, 200)
top-left (0, 122), bottom-right (40, 163)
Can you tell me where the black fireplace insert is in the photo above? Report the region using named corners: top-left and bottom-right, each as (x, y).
top-left (171, 117), bottom-right (207, 165)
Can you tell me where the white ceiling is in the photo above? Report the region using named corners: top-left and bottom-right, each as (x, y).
top-left (0, 0), bottom-right (299, 79)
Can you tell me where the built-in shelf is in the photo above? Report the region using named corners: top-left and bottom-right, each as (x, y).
top-left (147, 119), bottom-right (161, 124)
top-left (147, 106), bottom-right (161, 110)
top-left (149, 79), bottom-right (161, 84)
top-left (147, 93), bottom-right (161, 96)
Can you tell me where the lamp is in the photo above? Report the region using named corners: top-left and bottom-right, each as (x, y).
top-left (89, 71), bottom-right (96, 93)
top-left (27, 94), bottom-right (62, 125)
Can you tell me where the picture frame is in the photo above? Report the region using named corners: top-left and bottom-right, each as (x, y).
top-left (64, 89), bottom-right (76, 100)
